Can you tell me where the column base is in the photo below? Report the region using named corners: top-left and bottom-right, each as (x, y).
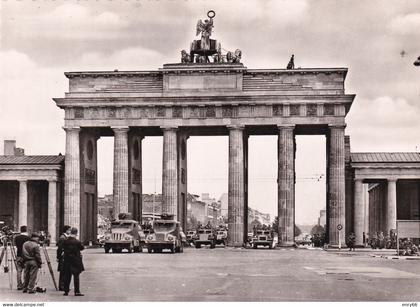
top-left (228, 242), bottom-right (245, 248)
top-left (278, 242), bottom-right (296, 247)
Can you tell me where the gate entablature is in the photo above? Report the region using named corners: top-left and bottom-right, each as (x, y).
top-left (54, 64), bottom-right (354, 130)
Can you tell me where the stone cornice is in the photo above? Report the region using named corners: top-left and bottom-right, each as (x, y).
top-left (64, 66), bottom-right (348, 78)
top-left (54, 94), bottom-right (355, 108)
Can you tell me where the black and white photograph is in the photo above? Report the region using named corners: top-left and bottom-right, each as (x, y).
top-left (0, 0), bottom-right (419, 305)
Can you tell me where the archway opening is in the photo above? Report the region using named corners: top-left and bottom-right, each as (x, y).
top-left (247, 135), bottom-right (277, 243)
top-left (186, 136), bottom-right (228, 232)
top-left (295, 135), bottom-right (326, 244)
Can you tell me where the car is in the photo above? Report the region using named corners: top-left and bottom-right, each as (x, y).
top-left (194, 228), bottom-right (216, 249)
top-left (145, 216), bottom-right (185, 253)
top-left (252, 230), bottom-right (274, 249)
top-left (103, 218), bottom-right (144, 253)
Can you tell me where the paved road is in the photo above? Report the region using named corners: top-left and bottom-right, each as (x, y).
top-left (0, 246), bottom-right (419, 302)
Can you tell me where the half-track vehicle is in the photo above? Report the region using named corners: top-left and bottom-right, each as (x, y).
top-left (145, 214), bottom-right (185, 253)
top-left (194, 228), bottom-right (216, 249)
top-left (252, 229), bottom-right (274, 249)
top-left (103, 214), bottom-right (144, 253)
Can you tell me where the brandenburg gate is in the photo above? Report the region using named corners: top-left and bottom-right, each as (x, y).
top-left (53, 12), bottom-right (355, 246)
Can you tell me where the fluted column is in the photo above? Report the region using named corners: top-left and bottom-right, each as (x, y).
top-left (278, 125), bottom-right (295, 246)
top-left (64, 127), bottom-right (81, 229)
top-left (162, 127), bottom-right (178, 217)
top-left (387, 178), bottom-right (397, 235)
top-left (228, 125), bottom-right (245, 247)
top-left (48, 180), bottom-right (57, 244)
top-left (328, 125), bottom-right (346, 246)
top-left (18, 180), bottom-right (28, 228)
top-left (353, 179), bottom-right (364, 246)
top-left (112, 127), bottom-right (129, 216)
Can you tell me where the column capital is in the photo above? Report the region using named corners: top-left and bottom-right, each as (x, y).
top-left (387, 178), bottom-right (398, 183)
top-left (227, 125), bottom-right (245, 130)
top-left (48, 179), bottom-right (58, 183)
top-left (328, 124), bottom-right (347, 130)
top-left (18, 179), bottom-right (28, 183)
top-left (354, 178), bottom-right (364, 183)
top-left (277, 124), bottom-right (295, 130)
top-left (63, 126), bottom-right (81, 132)
top-left (111, 126), bottom-right (130, 133)
top-left (161, 126), bottom-right (178, 131)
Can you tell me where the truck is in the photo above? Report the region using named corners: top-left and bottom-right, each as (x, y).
top-left (103, 215), bottom-right (144, 253)
top-left (215, 227), bottom-right (228, 246)
top-left (252, 229), bottom-right (274, 249)
top-left (194, 228), bottom-right (216, 249)
top-left (145, 215), bottom-right (186, 253)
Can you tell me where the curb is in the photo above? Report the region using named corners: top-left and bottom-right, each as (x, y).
top-left (370, 254), bottom-right (420, 260)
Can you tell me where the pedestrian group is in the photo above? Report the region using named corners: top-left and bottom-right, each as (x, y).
top-left (14, 225), bottom-right (85, 296)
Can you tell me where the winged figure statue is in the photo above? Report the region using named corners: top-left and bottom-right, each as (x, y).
top-left (196, 18), bottom-right (214, 51)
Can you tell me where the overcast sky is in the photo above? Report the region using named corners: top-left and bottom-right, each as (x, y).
top-left (1, 0), bottom-right (419, 225)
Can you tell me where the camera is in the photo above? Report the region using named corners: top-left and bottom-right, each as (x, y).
top-left (1, 225), bottom-right (13, 236)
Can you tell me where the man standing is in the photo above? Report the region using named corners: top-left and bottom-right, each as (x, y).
top-left (13, 226), bottom-right (30, 290)
top-left (22, 233), bottom-right (42, 294)
top-left (62, 227), bottom-right (85, 296)
top-left (56, 225), bottom-right (71, 291)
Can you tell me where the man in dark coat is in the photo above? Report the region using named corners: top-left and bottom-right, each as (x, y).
top-left (62, 227), bottom-right (84, 296)
top-left (14, 225), bottom-right (31, 290)
top-left (22, 233), bottom-right (42, 294)
top-left (56, 225), bottom-right (71, 291)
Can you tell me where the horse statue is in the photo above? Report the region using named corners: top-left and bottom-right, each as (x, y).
top-left (226, 49), bottom-right (242, 63)
top-left (181, 50), bottom-right (191, 63)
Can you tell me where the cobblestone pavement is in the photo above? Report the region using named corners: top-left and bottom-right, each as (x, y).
top-left (0, 246), bottom-right (419, 302)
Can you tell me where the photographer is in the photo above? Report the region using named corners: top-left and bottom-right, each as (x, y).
top-left (57, 225), bottom-right (71, 291)
top-left (13, 226), bottom-right (30, 290)
top-left (22, 233), bottom-right (42, 294)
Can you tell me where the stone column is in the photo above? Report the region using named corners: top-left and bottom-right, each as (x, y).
top-left (18, 180), bottom-right (28, 228)
top-left (353, 179), bottom-right (364, 246)
top-left (278, 125), bottom-right (295, 246)
top-left (64, 127), bottom-right (81, 229)
top-left (228, 125), bottom-right (245, 247)
top-left (162, 127), bottom-right (178, 217)
top-left (112, 127), bottom-right (130, 217)
top-left (328, 125), bottom-right (346, 246)
top-left (387, 178), bottom-right (397, 235)
top-left (48, 180), bottom-right (57, 245)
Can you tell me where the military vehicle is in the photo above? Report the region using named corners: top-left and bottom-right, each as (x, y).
top-left (215, 227), bottom-right (228, 246)
top-left (103, 214), bottom-right (144, 253)
top-left (252, 229), bottom-right (274, 249)
top-left (194, 228), bottom-right (216, 249)
top-left (145, 214), bottom-right (185, 253)
top-left (186, 230), bottom-right (196, 245)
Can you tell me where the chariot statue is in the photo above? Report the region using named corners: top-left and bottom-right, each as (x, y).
top-left (180, 11), bottom-right (242, 64)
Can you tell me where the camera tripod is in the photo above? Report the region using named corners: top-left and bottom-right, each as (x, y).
top-left (0, 235), bottom-right (58, 291)
top-left (0, 235), bottom-right (18, 290)
top-left (40, 242), bottom-right (58, 291)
